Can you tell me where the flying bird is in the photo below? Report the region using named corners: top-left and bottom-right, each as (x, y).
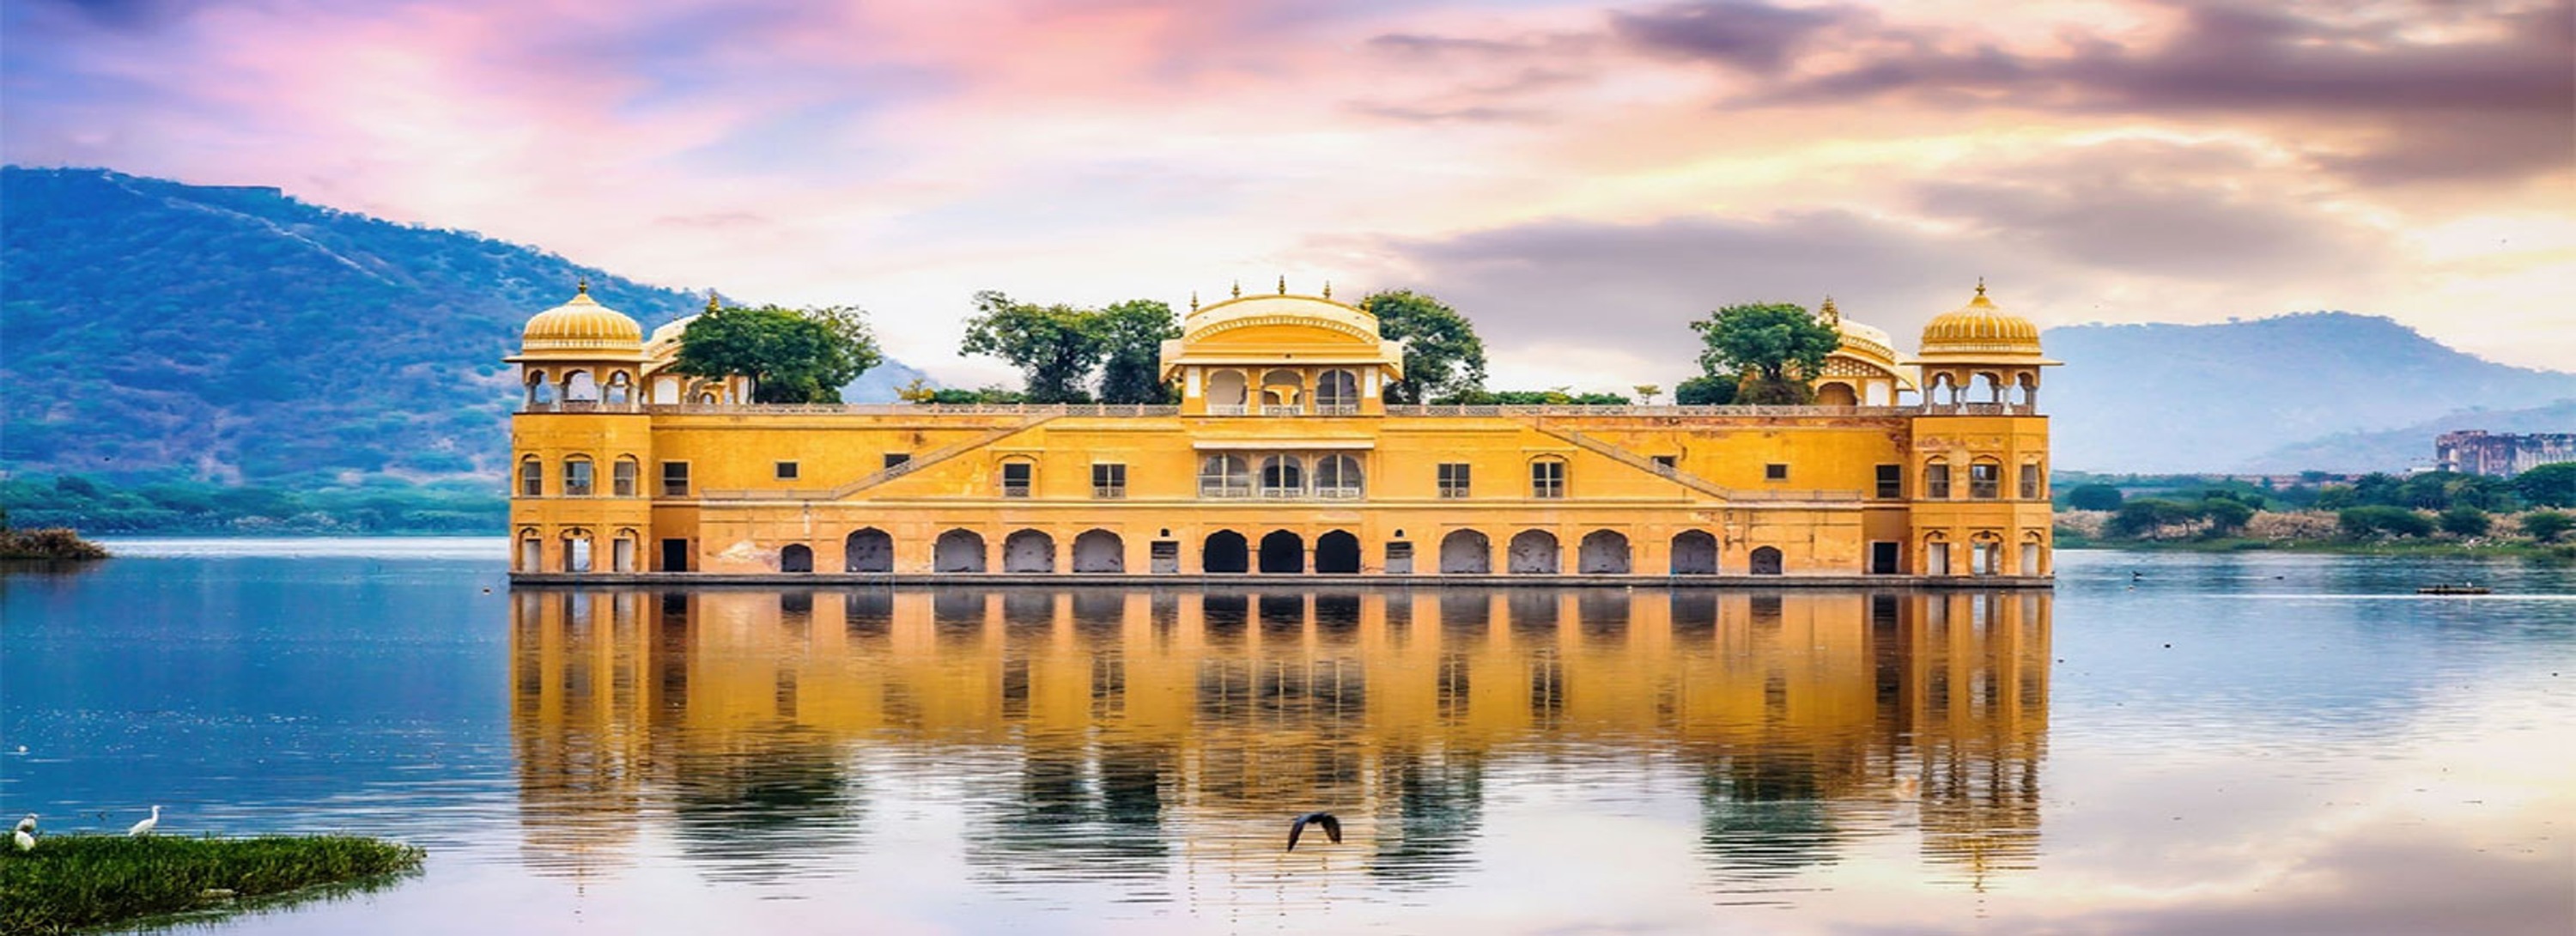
top-left (127, 805), bottom-right (161, 837)
top-left (1286, 811), bottom-right (1340, 852)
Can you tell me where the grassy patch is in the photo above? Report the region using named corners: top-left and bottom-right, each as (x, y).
top-left (0, 835), bottom-right (423, 934)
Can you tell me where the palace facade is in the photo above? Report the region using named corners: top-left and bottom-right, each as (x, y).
top-left (507, 282), bottom-right (2057, 580)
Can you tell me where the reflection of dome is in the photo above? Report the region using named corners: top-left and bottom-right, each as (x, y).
top-left (1919, 283), bottom-right (2042, 356)
top-left (522, 284), bottom-right (643, 352)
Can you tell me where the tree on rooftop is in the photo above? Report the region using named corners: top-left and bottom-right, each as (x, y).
top-left (1362, 289), bottom-right (1487, 404)
top-left (672, 303), bottom-right (881, 404)
top-left (1094, 299), bottom-right (1182, 404)
top-left (961, 291), bottom-right (1109, 404)
top-left (1689, 303), bottom-right (1839, 405)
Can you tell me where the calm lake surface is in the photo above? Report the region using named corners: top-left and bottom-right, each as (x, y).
top-left (4, 541), bottom-right (2571, 934)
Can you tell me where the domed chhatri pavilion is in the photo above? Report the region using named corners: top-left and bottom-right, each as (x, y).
top-left (507, 282), bottom-right (2056, 581)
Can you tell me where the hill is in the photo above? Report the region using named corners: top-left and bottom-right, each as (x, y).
top-left (0, 167), bottom-right (917, 485)
top-left (2240, 399), bottom-right (2576, 473)
top-left (2042, 313), bottom-right (2576, 472)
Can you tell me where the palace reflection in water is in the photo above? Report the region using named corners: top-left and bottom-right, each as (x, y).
top-left (511, 587), bottom-right (2048, 896)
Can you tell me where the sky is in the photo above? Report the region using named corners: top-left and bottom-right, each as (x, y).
top-left (4, 0), bottom-right (2571, 390)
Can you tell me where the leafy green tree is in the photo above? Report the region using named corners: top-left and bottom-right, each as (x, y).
top-left (1094, 299), bottom-right (1181, 404)
top-left (1362, 289), bottom-right (1487, 404)
top-left (2064, 483), bottom-right (2123, 511)
top-left (961, 291), bottom-right (1108, 404)
top-left (2199, 498), bottom-right (2255, 536)
top-left (673, 304), bottom-right (881, 404)
top-left (1674, 374), bottom-right (1736, 405)
top-left (2437, 505), bottom-right (2491, 537)
top-left (2514, 462), bottom-right (2576, 508)
top-left (2339, 505), bottom-right (2433, 538)
top-left (2520, 510), bottom-right (2574, 543)
top-left (2107, 499), bottom-right (2198, 538)
top-left (1688, 303), bottom-right (1840, 405)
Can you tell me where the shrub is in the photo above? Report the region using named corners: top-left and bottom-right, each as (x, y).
top-left (2437, 506), bottom-right (2491, 538)
top-left (2519, 511), bottom-right (2573, 543)
top-left (2338, 505), bottom-right (2433, 538)
top-left (2064, 483), bottom-right (2123, 511)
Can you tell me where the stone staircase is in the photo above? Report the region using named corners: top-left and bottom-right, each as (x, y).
top-left (1519, 416), bottom-right (1735, 500)
top-left (825, 413), bottom-right (1064, 499)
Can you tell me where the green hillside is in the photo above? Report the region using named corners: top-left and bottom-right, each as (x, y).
top-left (1, 167), bottom-right (710, 484)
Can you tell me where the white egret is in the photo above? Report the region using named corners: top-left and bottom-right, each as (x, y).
top-left (12, 829), bottom-right (30, 852)
top-left (13, 814), bottom-right (33, 835)
top-left (127, 805), bottom-right (161, 837)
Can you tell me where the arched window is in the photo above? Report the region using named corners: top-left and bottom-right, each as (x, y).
top-left (604, 372), bottom-right (632, 404)
top-left (612, 457), bottom-right (639, 497)
top-left (562, 530), bottom-right (593, 574)
top-left (1199, 454), bottom-right (1250, 498)
top-left (526, 370), bottom-right (554, 407)
top-left (1261, 369), bottom-right (1303, 412)
top-left (518, 528), bottom-right (542, 572)
top-left (781, 544), bottom-right (815, 573)
top-left (1315, 531), bottom-right (1361, 574)
top-left (1203, 530), bottom-right (1249, 574)
top-left (1207, 370), bottom-right (1249, 411)
top-left (1003, 529), bottom-right (1055, 573)
top-left (611, 531), bottom-right (638, 572)
top-left (1969, 373), bottom-right (2001, 404)
top-left (933, 529), bottom-right (987, 573)
top-left (1747, 546), bottom-right (1783, 575)
top-left (1507, 529), bottom-right (1559, 574)
top-left (1969, 458), bottom-right (2001, 500)
top-left (1258, 530), bottom-right (1304, 574)
top-left (1815, 382), bottom-right (1858, 407)
top-left (1924, 460), bottom-right (1953, 499)
top-left (1315, 369), bottom-right (1359, 413)
top-left (1072, 529), bottom-right (1123, 573)
top-left (846, 528), bottom-right (894, 573)
top-left (519, 458), bottom-right (544, 497)
top-left (652, 375), bottom-right (680, 404)
top-left (1315, 455), bottom-right (1362, 499)
top-left (1923, 532), bottom-right (1953, 576)
top-left (999, 458), bottom-right (1034, 498)
top-left (1577, 530), bottom-right (1631, 574)
top-left (565, 370), bottom-right (601, 403)
top-left (1260, 455), bottom-right (1304, 498)
top-left (2020, 460), bottom-right (2044, 500)
top-left (562, 457), bottom-right (595, 496)
top-left (1670, 530), bottom-right (1718, 574)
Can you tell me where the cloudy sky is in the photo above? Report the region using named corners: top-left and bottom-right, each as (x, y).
top-left (5, 0), bottom-right (2570, 388)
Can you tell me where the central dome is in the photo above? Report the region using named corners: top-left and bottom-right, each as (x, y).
top-left (1918, 284), bottom-right (2042, 356)
top-left (521, 285), bottom-right (643, 352)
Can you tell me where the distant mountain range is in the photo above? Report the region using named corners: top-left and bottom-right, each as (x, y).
top-left (4, 167), bottom-right (2566, 484)
top-left (2043, 314), bottom-right (2576, 473)
top-left (0, 167), bottom-right (920, 485)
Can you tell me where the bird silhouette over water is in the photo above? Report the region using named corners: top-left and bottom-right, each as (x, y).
top-left (1286, 811), bottom-right (1340, 852)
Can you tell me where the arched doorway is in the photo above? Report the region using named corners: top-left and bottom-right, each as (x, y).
top-left (1577, 530), bottom-right (1630, 574)
top-left (1259, 531), bottom-right (1304, 574)
top-left (1315, 531), bottom-right (1361, 574)
top-left (934, 529), bottom-right (987, 573)
top-left (1508, 530), bottom-right (1559, 574)
top-left (1748, 546), bottom-right (1783, 575)
top-left (1003, 529), bottom-right (1055, 573)
top-left (1670, 531), bottom-right (1718, 574)
top-left (1206, 370), bottom-right (1248, 410)
top-left (1439, 530), bottom-right (1491, 574)
top-left (1816, 381), bottom-right (1858, 406)
top-left (1204, 531), bottom-right (1249, 574)
top-left (781, 544), bottom-right (815, 573)
top-left (1072, 529), bottom-right (1124, 573)
top-left (846, 528), bottom-right (893, 573)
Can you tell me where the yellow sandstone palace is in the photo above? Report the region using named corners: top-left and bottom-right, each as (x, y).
top-left (507, 282), bottom-right (2057, 581)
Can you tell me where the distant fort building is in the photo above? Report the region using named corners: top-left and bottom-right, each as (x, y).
top-left (506, 282), bottom-right (2057, 581)
top-left (2437, 430), bottom-right (2576, 477)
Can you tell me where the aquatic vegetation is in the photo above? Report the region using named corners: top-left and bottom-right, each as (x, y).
top-left (0, 834), bottom-right (422, 934)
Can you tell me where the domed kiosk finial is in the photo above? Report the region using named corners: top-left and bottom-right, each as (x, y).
top-left (1278, 275), bottom-right (1287, 295)
top-left (1231, 281), bottom-right (1242, 299)
top-left (1190, 290), bottom-right (1200, 312)
top-left (1820, 295), bottom-right (1838, 325)
top-left (705, 290), bottom-right (721, 313)
top-left (1975, 277), bottom-right (1987, 299)
top-left (1322, 282), bottom-right (1332, 300)
top-left (577, 277), bottom-right (589, 295)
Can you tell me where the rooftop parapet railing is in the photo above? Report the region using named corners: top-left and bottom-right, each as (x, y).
top-left (514, 401), bottom-right (1995, 417)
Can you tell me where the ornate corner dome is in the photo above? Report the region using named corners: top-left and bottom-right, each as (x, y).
top-left (1820, 297), bottom-right (1900, 367)
top-left (1917, 282), bottom-right (2044, 357)
top-left (519, 283), bottom-right (643, 354)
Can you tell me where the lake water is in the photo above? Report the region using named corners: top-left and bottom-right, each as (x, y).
top-left (3, 541), bottom-right (2571, 934)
